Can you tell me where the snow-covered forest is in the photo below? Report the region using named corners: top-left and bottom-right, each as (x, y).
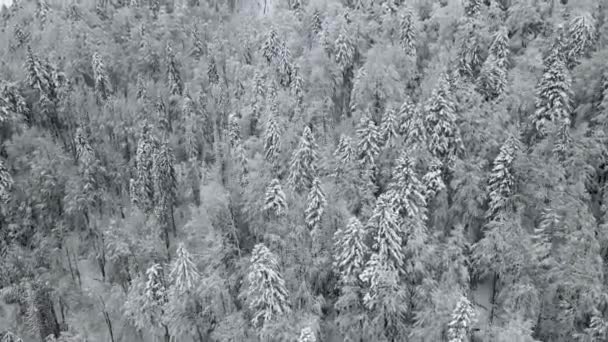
top-left (0, 0), bottom-right (606, 341)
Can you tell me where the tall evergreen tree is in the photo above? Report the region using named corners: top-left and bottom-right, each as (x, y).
top-left (288, 126), bottom-right (318, 193)
top-left (246, 244), bottom-right (291, 327)
top-left (153, 141), bottom-right (177, 248)
top-left (0, 158), bottom-right (13, 204)
top-left (447, 295), bottom-right (476, 342)
top-left (356, 112), bottom-right (381, 171)
top-left (263, 105), bottom-right (281, 166)
top-left (380, 106), bottom-right (399, 148)
top-left (134, 124), bottom-right (157, 212)
top-left (361, 194), bottom-right (404, 275)
top-left (262, 28), bottom-right (281, 65)
top-left (387, 153), bottom-right (427, 221)
top-left (305, 177), bottom-right (326, 232)
top-left (169, 244), bottom-right (199, 294)
top-left (487, 135), bottom-right (520, 220)
top-left (92, 52), bottom-right (111, 103)
top-left (533, 56), bottom-right (572, 137)
top-left (424, 76), bottom-right (463, 165)
top-left (478, 27), bottom-right (510, 99)
top-left (263, 178), bottom-right (287, 217)
top-left (333, 217), bottom-right (369, 283)
top-left (334, 134), bottom-right (355, 170)
top-left (398, 6), bottom-right (416, 55)
top-left (567, 13), bottom-right (596, 67)
top-left (422, 158), bottom-right (446, 202)
top-left (166, 43), bottom-right (183, 96)
top-left (335, 26), bottom-right (355, 74)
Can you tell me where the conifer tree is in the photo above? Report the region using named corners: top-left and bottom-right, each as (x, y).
top-left (424, 76), bottom-right (463, 164)
top-left (169, 244), bottom-right (199, 294)
top-left (398, 98), bottom-right (426, 148)
top-left (310, 9), bottom-right (322, 36)
top-left (262, 28), bottom-right (281, 65)
top-left (567, 13), bottom-right (596, 67)
top-left (263, 105), bottom-right (281, 166)
top-left (487, 135), bottom-right (520, 221)
top-left (142, 263), bottom-right (168, 331)
top-left (422, 158), bottom-right (446, 201)
top-left (1, 331), bottom-right (23, 342)
top-left (305, 177), bottom-right (326, 232)
top-left (0, 158), bottom-right (13, 204)
top-left (361, 194), bottom-right (404, 274)
top-left (333, 217), bottom-right (368, 282)
top-left (134, 124), bottom-right (157, 212)
top-left (356, 112), bottom-right (381, 171)
top-left (228, 112), bottom-right (241, 148)
top-left (25, 46), bottom-right (50, 94)
top-left (207, 58), bottom-right (219, 84)
top-left (447, 296), bottom-right (476, 342)
top-left (288, 126), bottom-right (318, 193)
top-left (74, 127), bottom-right (101, 209)
top-left (478, 27), bottom-right (510, 99)
top-left (398, 6), bottom-right (416, 55)
top-left (380, 106), bottom-right (399, 148)
top-left (92, 52), bottom-right (111, 103)
top-left (153, 141), bottom-right (177, 248)
top-left (334, 134), bottom-right (355, 167)
top-left (166, 43), bottom-right (183, 96)
top-left (246, 243), bottom-right (291, 327)
top-left (297, 327), bottom-right (316, 342)
top-left (533, 55), bottom-right (572, 137)
top-left (335, 26), bottom-right (355, 74)
top-left (388, 153), bottom-right (427, 221)
top-left (263, 178), bottom-right (287, 217)
top-left (458, 30), bottom-right (482, 79)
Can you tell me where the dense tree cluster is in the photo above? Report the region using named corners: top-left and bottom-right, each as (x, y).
top-left (1, 0), bottom-right (608, 341)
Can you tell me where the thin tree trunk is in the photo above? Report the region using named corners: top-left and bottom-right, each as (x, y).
top-left (489, 272), bottom-right (498, 324)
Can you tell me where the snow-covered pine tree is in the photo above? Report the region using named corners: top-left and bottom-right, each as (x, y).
top-left (305, 177), bottom-right (326, 232)
top-left (246, 243), bottom-right (291, 327)
top-left (291, 64), bottom-right (304, 107)
top-left (144, 263), bottom-right (168, 329)
top-left (356, 111), bottom-right (381, 171)
top-left (92, 52), bottom-right (111, 103)
top-left (447, 295), bottom-right (476, 342)
top-left (262, 28), bottom-right (281, 65)
top-left (153, 140), bottom-right (177, 248)
top-left (486, 135), bottom-right (520, 221)
top-left (388, 153), bottom-right (427, 221)
top-left (333, 217), bottom-right (369, 282)
top-left (335, 26), bottom-right (355, 74)
top-left (263, 178), bottom-right (288, 217)
top-left (166, 43), bottom-right (183, 96)
top-left (0, 158), bottom-right (13, 204)
top-left (422, 157), bottom-right (446, 202)
top-left (310, 8), bottom-right (322, 36)
top-left (398, 5), bottom-right (416, 55)
top-left (380, 105), bottom-right (399, 148)
top-left (567, 13), bottom-right (596, 67)
top-left (25, 46), bottom-right (49, 94)
top-left (288, 126), bottom-right (318, 193)
top-left (334, 134), bottom-right (355, 168)
top-left (533, 54), bottom-right (572, 137)
top-left (478, 27), bottom-right (510, 99)
top-left (263, 104), bottom-right (281, 166)
top-left (297, 327), bottom-right (316, 342)
top-left (169, 243), bottom-right (199, 294)
top-left (362, 194), bottom-right (404, 273)
top-left (228, 112), bottom-right (241, 148)
top-left (134, 124), bottom-right (157, 212)
top-left (398, 98), bottom-right (426, 149)
top-left (458, 29), bottom-right (482, 79)
top-left (424, 76), bottom-right (463, 165)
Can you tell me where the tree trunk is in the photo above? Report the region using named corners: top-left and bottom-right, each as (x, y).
top-left (489, 272), bottom-right (499, 324)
